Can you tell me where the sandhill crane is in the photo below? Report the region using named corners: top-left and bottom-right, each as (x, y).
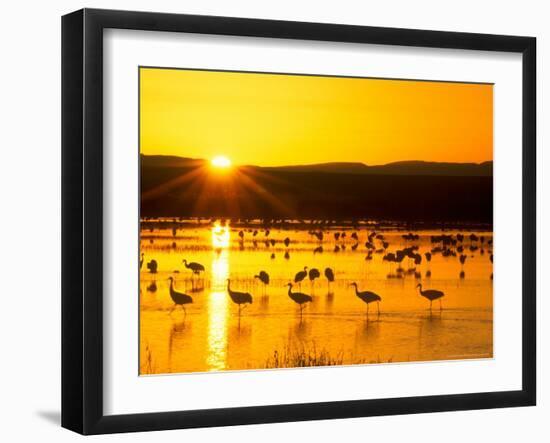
top-left (294, 266), bottom-right (308, 288)
top-left (286, 283), bottom-right (312, 317)
top-left (147, 259), bottom-right (158, 274)
top-left (324, 267), bottom-right (335, 289)
top-left (308, 268), bottom-right (320, 290)
top-left (227, 279), bottom-right (253, 316)
top-left (167, 276), bottom-right (193, 315)
top-left (284, 251), bottom-right (290, 260)
top-left (254, 271), bottom-right (270, 294)
top-left (182, 259), bottom-right (205, 275)
top-left (146, 280), bottom-right (157, 292)
top-left (350, 282), bottom-right (381, 315)
top-left (416, 283), bottom-right (445, 311)
top-left (284, 237), bottom-right (290, 247)
top-left (140, 252), bottom-right (144, 270)
top-left (270, 253), bottom-right (276, 260)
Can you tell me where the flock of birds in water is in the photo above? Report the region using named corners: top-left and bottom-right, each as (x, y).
top-left (141, 225), bottom-right (493, 319)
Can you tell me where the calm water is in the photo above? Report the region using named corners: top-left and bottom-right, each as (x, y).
top-left (139, 221), bottom-right (493, 374)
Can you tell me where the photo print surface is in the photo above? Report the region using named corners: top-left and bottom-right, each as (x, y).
top-left (139, 67), bottom-right (493, 375)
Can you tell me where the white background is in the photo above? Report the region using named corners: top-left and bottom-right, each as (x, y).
top-left (0, 0), bottom-right (546, 442)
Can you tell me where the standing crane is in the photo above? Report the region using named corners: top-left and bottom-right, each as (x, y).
top-left (254, 270), bottom-right (270, 294)
top-left (294, 266), bottom-right (308, 288)
top-left (226, 279), bottom-right (253, 316)
top-left (286, 283), bottom-right (312, 318)
top-left (182, 259), bottom-right (205, 275)
top-left (308, 268), bottom-right (320, 290)
top-left (167, 277), bottom-right (193, 315)
top-left (416, 283), bottom-right (445, 311)
top-left (350, 282), bottom-right (381, 315)
top-left (324, 267), bottom-right (335, 290)
top-left (147, 259), bottom-right (158, 274)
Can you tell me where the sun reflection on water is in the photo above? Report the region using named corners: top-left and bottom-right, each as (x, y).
top-left (212, 222), bottom-right (230, 249)
top-left (206, 224), bottom-right (230, 371)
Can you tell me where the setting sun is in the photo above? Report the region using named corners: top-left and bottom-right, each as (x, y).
top-left (211, 155), bottom-right (232, 169)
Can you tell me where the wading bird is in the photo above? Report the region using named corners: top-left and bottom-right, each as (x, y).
top-left (140, 252), bottom-right (144, 270)
top-left (308, 268), bottom-right (321, 287)
top-left (227, 279), bottom-right (253, 316)
top-left (254, 271), bottom-right (270, 294)
top-left (294, 266), bottom-right (308, 288)
top-left (167, 276), bottom-right (193, 315)
top-left (324, 267), bottom-right (335, 289)
top-left (182, 259), bottom-right (205, 276)
top-left (147, 259), bottom-right (158, 274)
top-left (286, 283), bottom-right (312, 317)
top-left (416, 283), bottom-right (445, 311)
top-left (350, 282), bottom-right (381, 315)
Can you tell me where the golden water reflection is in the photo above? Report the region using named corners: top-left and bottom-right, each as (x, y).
top-left (206, 227), bottom-right (230, 371)
top-left (140, 222), bottom-right (493, 374)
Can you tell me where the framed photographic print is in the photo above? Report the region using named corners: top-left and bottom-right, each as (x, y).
top-left (62, 8), bottom-right (536, 435)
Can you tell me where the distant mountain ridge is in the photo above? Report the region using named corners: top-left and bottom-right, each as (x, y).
top-left (141, 155), bottom-right (493, 177)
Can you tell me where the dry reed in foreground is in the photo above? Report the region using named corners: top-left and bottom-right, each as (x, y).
top-left (264, 340), bottom-right (393, 369)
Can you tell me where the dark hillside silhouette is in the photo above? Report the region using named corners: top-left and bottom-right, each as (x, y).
top-left (141, 155), bottom-right (493, 223)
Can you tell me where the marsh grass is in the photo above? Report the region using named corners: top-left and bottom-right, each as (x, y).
top-left (264, 340), bottom-right (394, 369)
top-left (140, 344), bottom-right (156, 375)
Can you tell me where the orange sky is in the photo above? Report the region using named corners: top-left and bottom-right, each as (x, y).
top-left (140, 67), bottom-right (493, 166)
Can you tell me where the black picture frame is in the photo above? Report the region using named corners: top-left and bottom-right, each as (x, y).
top-left (62, 8), bottom-right (536, 435)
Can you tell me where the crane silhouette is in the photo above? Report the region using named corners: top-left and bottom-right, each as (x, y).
top-left (294, 266), bottom-right (308, 288)
top-left (254, 270), bottom-right (270, 294)
top-left (324, 267), bottom-right (335, 290)
top-left (140, 252), bottom-right (144, 270)
top-left (167, 277), bottom-right (193, 315)
top-left (416, 283), bottom-right (445, 311)
top-left (308, 268), bottom-right (320, 290)
top-left (182, 259), bottom-right (205, 275)
top-left (286, 283), bottom-right (312, 317)
top-left (147, 259), bottom-right (158, 274)
top-left (350, 282), bottom-right (381, 315)
top-left (227, 279), bottom-right (253, 316)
